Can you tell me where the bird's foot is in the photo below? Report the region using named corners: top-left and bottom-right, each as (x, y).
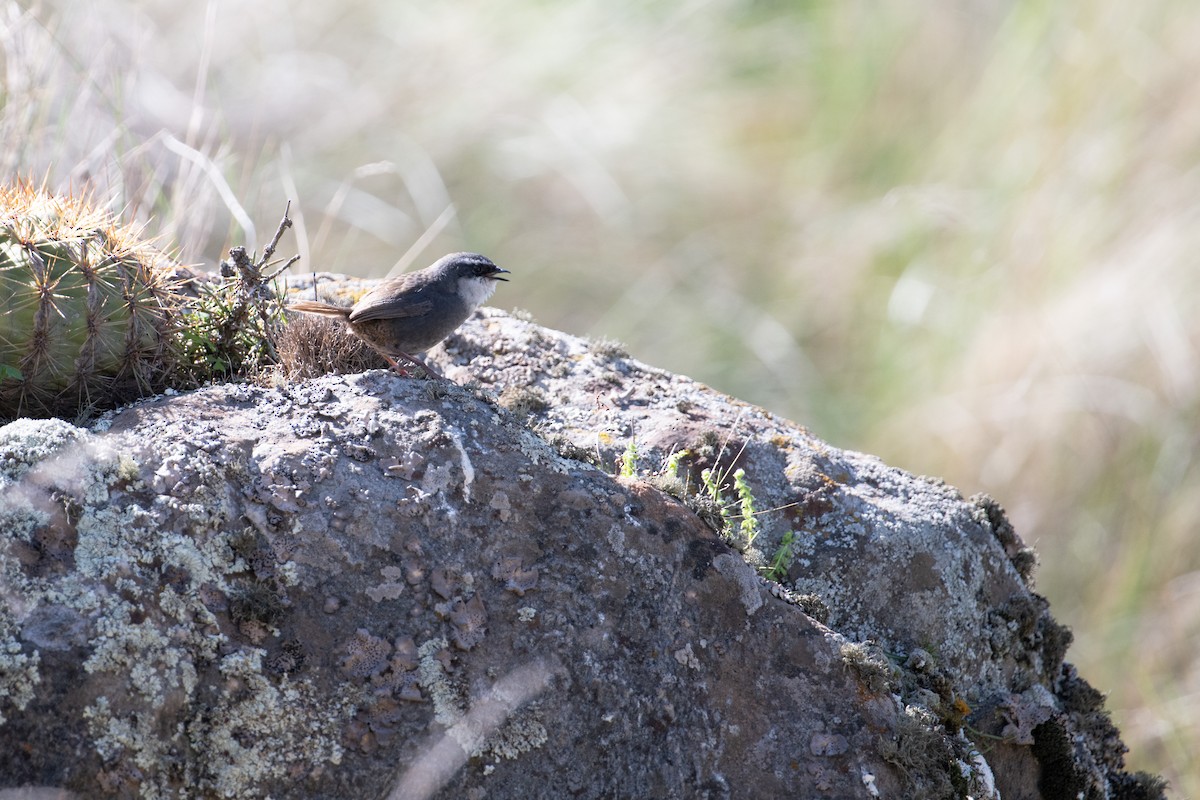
top-left (382, 351), bottom-right (444, 380)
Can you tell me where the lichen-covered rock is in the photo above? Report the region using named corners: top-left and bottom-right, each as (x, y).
top-left (0, 306), bottom-right (1163, 799)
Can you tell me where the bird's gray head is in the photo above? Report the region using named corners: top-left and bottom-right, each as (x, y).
top-left (438, 252), bottom-right (509, 308)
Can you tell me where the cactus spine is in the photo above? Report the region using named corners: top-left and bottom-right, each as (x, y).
top-left (0, 183), bottom-right (182, 420)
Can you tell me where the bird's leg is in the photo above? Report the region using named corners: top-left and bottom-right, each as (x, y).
top-left (379, 350), bottom-right (444, 380)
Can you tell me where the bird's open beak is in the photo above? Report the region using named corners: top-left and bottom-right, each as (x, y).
top-left (488, 267), bottom-right (511, 282)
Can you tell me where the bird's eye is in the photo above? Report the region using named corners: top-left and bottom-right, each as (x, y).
top-left (474, 263), bottom-right (494, 276)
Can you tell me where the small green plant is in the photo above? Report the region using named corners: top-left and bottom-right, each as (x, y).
top-left (176, 205), bottom-right (298, 384)
top-left (762, 530), bottom-right (796, 582)
top-left (700, 465), bottom-right (737, 534)
top-left (176, 279), bottom-right (283, 380)
top-left (733, 468), bottom-right (760, 546)
top-left (663, 448), bottom-right (690, 480)
top-left (621, 434), bottom-right (796, 561)
top-left (647, 447), bottom-right (690, 499)
top-left (698, 463), bottom-right (766, 552)
top-left (618, 439), bottom-right (639, 478)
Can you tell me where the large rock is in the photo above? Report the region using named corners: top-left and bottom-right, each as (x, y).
top-left (0, 308), bottom-right (1163, 799)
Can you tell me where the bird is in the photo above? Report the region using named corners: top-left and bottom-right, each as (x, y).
top-left (287, 252), bottom-right (509, 379)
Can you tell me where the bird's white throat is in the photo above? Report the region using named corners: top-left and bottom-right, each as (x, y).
top-left (458, 276), bottom-right (500, 309)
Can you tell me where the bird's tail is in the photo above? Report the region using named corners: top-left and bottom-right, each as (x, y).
top-left (287, 300), bottom-right (352, 320)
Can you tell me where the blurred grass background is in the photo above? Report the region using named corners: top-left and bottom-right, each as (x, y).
top-left (4, 0), bottom-right (1198, 792)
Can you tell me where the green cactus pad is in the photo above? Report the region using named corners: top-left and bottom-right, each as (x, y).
top-left (0, 184), bottom-right (182, 420)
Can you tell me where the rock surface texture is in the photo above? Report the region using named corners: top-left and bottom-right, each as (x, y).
top-left (0, 306), bottom-right (1163, 799)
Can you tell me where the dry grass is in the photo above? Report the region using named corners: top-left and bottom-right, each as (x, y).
top-left (4, 0), bottom-right (1199, 793)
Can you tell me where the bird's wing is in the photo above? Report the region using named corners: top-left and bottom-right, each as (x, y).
top-left (346, 272), bottom-right (437, 322)
top-left (349, 297), bottom-right (434, 322)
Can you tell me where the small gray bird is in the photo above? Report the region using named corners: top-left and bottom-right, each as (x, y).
top-left (287, 252), bottom-right (509, 378)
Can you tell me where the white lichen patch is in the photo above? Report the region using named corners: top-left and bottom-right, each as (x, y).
top-left (673, 643), bottom-right (701, 670)
top-left (72, 503), bottom-right (157, 580)
top-left (193, 649), bottom-right (353, 798)
top-left (958, 731), bottom-right (999, 800)
top-left (84, 695), bottom-right (172, 778)
top-left (492, 557), bottom-right (538, 596)
top-left (0, 490), bottom-right (49, 540)
top-left (150, 446), bottom-right (231, 529)
top-left (85, 648), bottom-right (356, 800)
top-left (158, 532), bottom-right (221, 587)
top-left (415, 637), bottom-right (551, 764)
top-left (417, 636), bottom-right (463, 727)
top-left (83, 599), bottom-right (201, 706)
top-left (0, 632), bottom-right (41, 725)
top-left (0, 428), bottom-right (202, 729)
top-left (0, 421), bottom-right (134, 537)
top-left (0, 418), bottom-right (89, 484)
top-left (0, 409), bottom-right (365, 795)
top-left (277, 559), bottom-right (301, 587)
top-left (514, 427), bottom-right (572, 474)
top-left (484, 711), bottom-right (548, 761)
top-left (860, 768), bottom-right (880, 797)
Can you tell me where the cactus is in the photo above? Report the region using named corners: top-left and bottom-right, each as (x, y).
top-left (0, 183), bottom-right (183, 420)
